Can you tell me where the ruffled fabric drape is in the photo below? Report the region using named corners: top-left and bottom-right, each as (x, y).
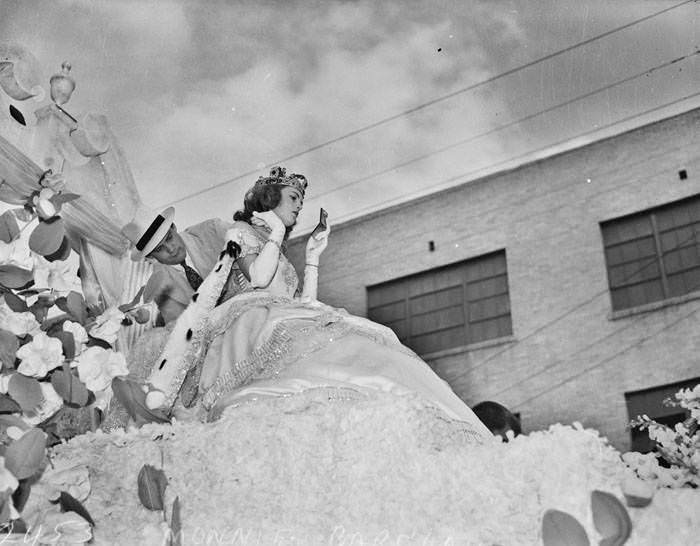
top-left (0, 132), bottom-right (43, 204)
top-left (0, 110), bottom-right (154, 351)
top-left (200, 292), bottom-right (490, 435)
top-left (58, 116), bottom-right (155, 349)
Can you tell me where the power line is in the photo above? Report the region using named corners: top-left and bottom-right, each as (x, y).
top-left (300, 148), bottom-right (700, 397)
top-left (158, 0), bottom-right (695, 208)
top-left (444, 172), bottom-right (700, 385)
top-left (312, 89), bottom-right (700, 232)
top-left (511, 305), bottom-right (700, 409)
top-left (315, 133), bottom-right (699, 299)
top-left (482, 227), bottom-right (700, 403)
top-left (318, 140), bottom-right (698, 288)
top-left (302, 120), bottom-right (699, 386)
top-left (313, 139), bottom-right (700, 404)
top-left (304, 49), bottom-right (700, 204)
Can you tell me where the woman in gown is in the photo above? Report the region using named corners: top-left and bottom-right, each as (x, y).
top-left (135, 167), bottom-right (490, 439)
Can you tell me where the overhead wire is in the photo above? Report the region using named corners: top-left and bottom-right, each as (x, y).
top-left (303, 48), bottom-right (700, 204)
top-left (511, 305), bottom-right (700, 408)
top-left (300, 125), bottom-right (700, 389)
top-left (480, 226), bottom-right (700, 403)
top-left (152, 4), bottom-right (700, 406)
top-left (318, 140), bottom-right (699, 289)
top-left (306, 142), bottom-right (700, 399)
top-left (296, 89), bottom-right (700, 232)
top-left (158, 0), bottom-right (696, 208)
top-left (441, 157), bottom-right (700, 385)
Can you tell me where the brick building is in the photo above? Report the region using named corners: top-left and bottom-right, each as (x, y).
top-left (288, 107), bottom-right (700, 451)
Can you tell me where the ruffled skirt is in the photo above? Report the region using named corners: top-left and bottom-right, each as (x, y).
top-left (198, 292), bottom-right (490, 437)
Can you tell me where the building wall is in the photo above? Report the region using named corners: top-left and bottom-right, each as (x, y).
top-left (288, 107), bottom-right (700, 451)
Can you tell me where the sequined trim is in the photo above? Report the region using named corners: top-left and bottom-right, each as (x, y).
top-left (279, 253), bottom-right (299, 295)
top-left (201, 320), bottom-right (354, 411)
top-left (147, 226), bottom-right (421, 417)
top-left (208, 294), bottom-right (294, 338)
top-left (221, 386), bottom-right (368, 413)
top-left (200, 310), bottom-right (422, 412)
top-left (201, 323), bottom-right (294, 410)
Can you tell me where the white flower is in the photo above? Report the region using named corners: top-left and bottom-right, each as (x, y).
top-left (0, 300), bottom-right (41, 337)
top-left (42, 464), bottom-right (91, 502)
top-left (88, 307), bottom-right (124, 345)
top-left (23, 382), bottom-right (64, 426)
top-left (38, 187), bottom-right (56, 201)
top-left (32, 255), bottom-right (81, 294)
top-left (0, 456), bottom-right (19, 522)
top-left (690, 451), bottom-right (700, 472)
top-left (0, 456), bottom-right (18, 494)
top-left (16, 332), bottom-right (63, 378)
top-left (0, 238), bottom-right (34, 269)
top-left (73, 346), bottom-right (128, 392)
top-left (62, 321), bottom-right (88, 355)
top-left (32, 195), bottom-right (57, 220)
top-left (0, 375), bottom-right (10, 394)
top-left (5, 426), bottom-right (24, 441)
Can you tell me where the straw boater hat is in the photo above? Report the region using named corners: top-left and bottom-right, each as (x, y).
top-left (121, 206), bottom-right (175, 261)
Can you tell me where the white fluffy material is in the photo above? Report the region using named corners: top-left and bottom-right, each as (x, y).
top-left (24, 392), bottom-right (700, 545)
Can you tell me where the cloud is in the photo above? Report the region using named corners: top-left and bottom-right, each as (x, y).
top-left (0, 1), bottom-right (521, 231)
top-left (120, 1), bottom-right (516, 231)
top-left (4, 0), bottom-right (695, 234)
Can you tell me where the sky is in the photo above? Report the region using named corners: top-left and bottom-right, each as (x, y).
top-left (1, 0), bottom-right (699, 234)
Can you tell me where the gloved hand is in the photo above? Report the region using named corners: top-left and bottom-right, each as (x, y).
top-left (305, 222), bottom-right (330, 266)
top-left (252, 210), bottom-right (286, 241)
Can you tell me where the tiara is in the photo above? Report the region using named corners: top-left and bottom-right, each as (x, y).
top-left (254, 166), bottom-right (308, 197)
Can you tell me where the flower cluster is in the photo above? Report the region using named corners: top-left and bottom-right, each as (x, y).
top-left (0, 210), bottom-right (149, 536)
top-left (625, 384), bottom-right (700, 488)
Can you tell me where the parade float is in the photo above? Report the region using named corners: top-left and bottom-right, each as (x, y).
top-left (0, 44), bottom-right (698, 545)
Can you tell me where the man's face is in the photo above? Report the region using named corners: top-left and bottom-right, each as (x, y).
top-left (147, 224), bottom-right (187, 265)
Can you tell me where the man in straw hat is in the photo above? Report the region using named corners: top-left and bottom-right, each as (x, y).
top-left (122, 206), bottom-right (232, 324)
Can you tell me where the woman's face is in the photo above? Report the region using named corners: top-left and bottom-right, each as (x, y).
top-left (272, 186), bottom-right (304, 227)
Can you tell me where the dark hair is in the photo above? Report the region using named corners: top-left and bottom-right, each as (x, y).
top-left (233, 183), bottom-right (296, 238)
top-left (233, 184), bottom-right (283, 223)
top-left (472, 401), bottom-right (522, 437)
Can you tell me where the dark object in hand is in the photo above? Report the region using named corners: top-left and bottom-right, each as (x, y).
top-left (311, 208), bottom-right (328, 238)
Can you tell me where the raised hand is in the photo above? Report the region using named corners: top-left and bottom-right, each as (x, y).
top-left (306, 221), bottom-right (330, 265)
top-left (252, 210), bottom-right (286, 238)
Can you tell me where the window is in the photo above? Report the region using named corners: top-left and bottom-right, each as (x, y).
top-left (367, 250), bottom-right (512, 355)
top-left (625, 377), bottom-right (700, 454)
top-left (601, 194), bottom-right (700, 311)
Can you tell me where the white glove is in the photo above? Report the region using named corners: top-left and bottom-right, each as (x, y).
top-left (252, 210), bottom-right (286, 241)
top-left (305, 223), bottom-right (330, 266)
top-left (301, 223), bottom-right (330, 300)
top-left (245, 211), bottom-right (286, 288)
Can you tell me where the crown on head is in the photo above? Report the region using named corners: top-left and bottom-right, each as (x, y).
top-left (254, 166), bottom-right (307, 197)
